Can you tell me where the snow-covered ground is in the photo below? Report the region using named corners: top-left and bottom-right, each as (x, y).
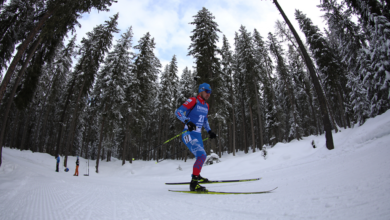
top-left (1, 111), bottom-right (390, 220)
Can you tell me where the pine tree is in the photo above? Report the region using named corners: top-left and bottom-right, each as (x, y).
top-left (32, 34), bottom-right (76, 154)
top-left (53, 14), bottom-right (119, 168)
top-left (286, 45), bottom-right (311, 136)
top-left (188, 7), bottom-right (222, 122)
top-left (320, 1), bottom-right (366, 74)
top-left (273, 0), bottom-right (334, 150)
top-left (295, 10), bottom-right (350, 130)
top-left (92, 26), bottom-right (135, 172)
top-left (274, 21), bottom-right (323, 134)
top-left (320, 1), bottom-right (369, 125)
top-left (157, 55), bottom-right (179, 160)
top-left (0, 0), bottom-right (37, 77)
top-left (234, 30), bottom-right (248, 153)
top-left (338, 0), bottom-right (390, 26)
top-left (0, 0), bottom-right (116, 106)
top-left (268, 32), bottom-right (302, 141)
top-left (132, 32), bottom-right (161, 133)
top-left (323, 0), bottom-right (390, 117)
top-left (264, 33), bottom-right (286, 144)
top-left (253, 29), bottom-right (274, 148)
top-left (235, 26), bottom-right (264, 152)
top-left (0, 13), bottom-right (78, 162)
top-left (168, 55), bottom-right (179, 110)
top-left (231, 50), bottom-right (244, 151)
top-left (34, 35), bottom-right (77, 153)
top-left (220, 35), bottom-right (236, 155)
top-left (178, 67), bottom-right (196, 102)
top-left (188, 7), bottom-right (221, 84)
top-left (362, 14), bottom-right (390, 116)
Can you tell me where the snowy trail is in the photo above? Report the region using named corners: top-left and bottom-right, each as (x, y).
top-left (1, 111), bottom-right (390, 220)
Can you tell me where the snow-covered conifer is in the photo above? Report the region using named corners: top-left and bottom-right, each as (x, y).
top-left (133, 32), bottom-right (161, 124)
top-left (188, 7), bottom-right (221, 84)
top-left (320, 0), bottom-right (368, 125)
top-left (91, 26), bottom-right (135, 171)
top-left (296, 10), bottom-right (350, 129)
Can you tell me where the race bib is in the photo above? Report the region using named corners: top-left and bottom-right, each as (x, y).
top-left (183, 134), bottom-right (192, 144)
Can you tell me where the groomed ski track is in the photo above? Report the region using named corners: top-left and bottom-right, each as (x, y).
top-left (1, 111), bottom-right (390, 219)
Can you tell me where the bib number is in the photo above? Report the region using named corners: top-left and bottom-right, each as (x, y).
top-left (183, 135), bottom-right (192, 144)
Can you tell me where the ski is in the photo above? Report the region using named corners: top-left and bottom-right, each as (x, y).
top-left (169, 187), bottom-right (277, 195)
top-left (165, 177), bottom-right (261, 185)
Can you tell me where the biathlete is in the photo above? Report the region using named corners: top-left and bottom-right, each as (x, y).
top-left (175, 83), bottom-right (217, 191)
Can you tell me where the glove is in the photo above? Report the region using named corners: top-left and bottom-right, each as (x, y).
top-left (186, 120), bottom-right (197, 132)
top-left (208, 130), bottom-right (217, 139)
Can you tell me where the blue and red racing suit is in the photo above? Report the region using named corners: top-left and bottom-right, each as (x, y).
top-left (175, 95), bottom-right (211, 176)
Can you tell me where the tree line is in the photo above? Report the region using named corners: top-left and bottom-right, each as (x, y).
top-left (0, 0), bottom-right (389, 171)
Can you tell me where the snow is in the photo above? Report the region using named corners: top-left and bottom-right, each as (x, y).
top-left (1, 111), bottom-right (390, 220)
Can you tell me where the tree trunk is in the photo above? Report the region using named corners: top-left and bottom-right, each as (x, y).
top-left (148, 131), bottom-right (151, 161)
top-left (228, 70), bottom-right (236, 156)
top-left (95, 114), bottom-right (106, 173)
top-left (122, 118), bottom-right (129, 165)
top-left (240, 92), bottom-right (248, 153)
top-left (218, 123), bottom-right (222, 157)
top-left (64, 87), bottom-right (84, 167)
top-left (10, 110), bottom-right (20, 149)
top-left (336, 89), bottom-right (347, 129)
top-left (253, 81), bottom-right (264, 150)
top-left (37, 70), bottom-right (60, 152)
top-left (121, 133), bottom-right (127, 165)
top-left (273, 0), bottom-right (334, 150)
top-left (249, 106), bottom-right (256, 153)
top-left (323, 93), bottom-right (338, 133)
top-left (128, 129), bottom-right (133, 164)
top-left (83, 122), bottom-right (92, 159)
top-left (46, 123), bottom-right (55, 155)
top-left (20, 109), bottom-right (31, 150)
top-left (80, 127), bottom-right (87, 158)
top-left (38, 105), bottom-right (50, 153)
top-left (55, 80), bottom-right (77, 157)
top-left (305, 80), bottom-right (319, 135)
top-left (286, 81), bottom-right (300, 140)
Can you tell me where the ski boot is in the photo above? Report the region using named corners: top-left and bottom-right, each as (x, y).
top-left (197, 175), bottom-right (209, 183)
top-left (190, 175), bottom-right (207, 192)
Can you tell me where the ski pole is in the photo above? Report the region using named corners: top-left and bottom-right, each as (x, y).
top-left (156, 137), bottom-right (211, 163)
top-left (162, 130), bottom-right (188, 145)
top-left (140, 130), bottom-right (188, 159)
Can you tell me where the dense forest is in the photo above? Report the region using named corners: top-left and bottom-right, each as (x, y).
top-left (0, 0), bottom-right (389, 172)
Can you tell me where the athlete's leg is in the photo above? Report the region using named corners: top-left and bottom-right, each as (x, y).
top-left (182, 131), bottom-right (208, 191)
top-left (182, 131), bottom-right (206, 176)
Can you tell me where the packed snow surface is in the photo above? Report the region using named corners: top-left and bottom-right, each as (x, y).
top-left (1, 111), bottom-right (390, 220)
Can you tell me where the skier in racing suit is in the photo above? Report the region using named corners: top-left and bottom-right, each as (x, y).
top-left (175, 83), bottom-right (217, 191)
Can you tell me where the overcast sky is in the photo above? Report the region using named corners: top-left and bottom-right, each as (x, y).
top-left (74, 0), bottom-right (328, 77)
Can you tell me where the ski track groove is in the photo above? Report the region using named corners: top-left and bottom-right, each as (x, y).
top-left (48, 183), bottom-right (62, 220)
top-left (149, 193), bottom-right (188, 220)
top-left (73, 184), bottom-right (103, 220)
top-left (178, 195), bottom-right (269, 219)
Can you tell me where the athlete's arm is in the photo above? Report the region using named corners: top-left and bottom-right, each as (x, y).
top-left (175, 97), bottom-right (196, 123)
top-left (203, 103), bottom-right (211, 132)
top-left (203, 117), bottom-right (211, 132)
